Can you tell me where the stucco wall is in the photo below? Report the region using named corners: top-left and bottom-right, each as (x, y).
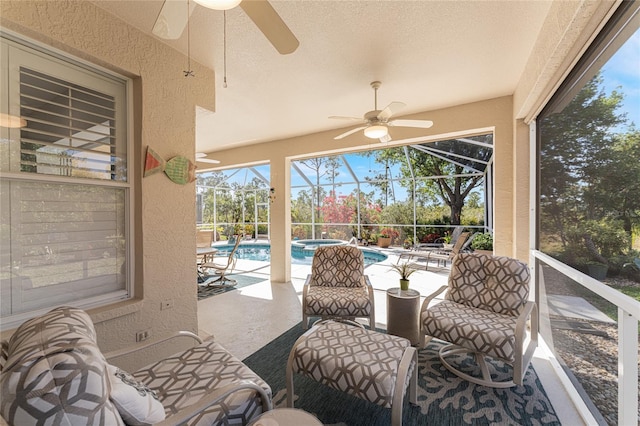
top-left (0, 0), bottom-right (215, 364)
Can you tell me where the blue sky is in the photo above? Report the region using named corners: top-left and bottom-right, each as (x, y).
top-left (600, 27), bottom-right (640, 130)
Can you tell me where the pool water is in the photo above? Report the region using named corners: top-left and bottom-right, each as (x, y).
top-left (212, 240), bottom-right (388, 266)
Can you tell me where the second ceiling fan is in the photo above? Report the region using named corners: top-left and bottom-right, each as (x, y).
top-left (331, 81), bottom-right (434, 143)
top-left (152, 0), bottom-right (299, 55)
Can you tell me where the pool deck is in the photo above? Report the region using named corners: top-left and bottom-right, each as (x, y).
top-left (198, 245), bottom-right (450, 358)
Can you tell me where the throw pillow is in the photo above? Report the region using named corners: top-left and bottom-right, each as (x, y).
top-left (107, 364), bottom-right (166, 425)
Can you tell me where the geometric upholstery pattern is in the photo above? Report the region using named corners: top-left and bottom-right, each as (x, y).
top-left (422, 300), bottom-right (519, 362)
top-left (302, 245), bottom-right (375, 329)
top-left (303, 286), bottom-right (372, 317)
top-left (132, 340), bottom-right (272, 425)
top-left (0, 307), bottom-right (123, 425)
top-left (420, 253), bottom-right (538, 387)
top-left (0, 306), bottom-right (272, 426)
top-left (286, 321), bottom-right (417, 426)
top-left (310, 245), bottom-right (364, 288)
top-left (445, 252), bottom-right (530, 316)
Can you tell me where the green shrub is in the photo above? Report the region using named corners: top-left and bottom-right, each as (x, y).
top-left (471, 232), bottom-right (493, 250)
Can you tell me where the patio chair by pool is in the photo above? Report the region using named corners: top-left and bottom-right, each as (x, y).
top-left (434, 226), bottom-right (464, 245)
top-left (201, 234), bottom-right (242, 287)
top-left (302, 245), bottom-right (375, 329)
top-left (197, 229), bottom-right (214, 248)
top-left (399, 232), bottom-right (470, 271)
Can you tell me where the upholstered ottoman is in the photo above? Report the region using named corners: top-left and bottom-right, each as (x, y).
top-left (286, 321), bottom-right (417, 426)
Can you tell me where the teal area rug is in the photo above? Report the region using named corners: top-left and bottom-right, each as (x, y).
top-left (243, 323), bottom-right (560, 426)
top-left (197, 274), bottom-right (266, 300)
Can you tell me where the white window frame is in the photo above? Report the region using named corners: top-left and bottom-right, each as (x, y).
top-left (0, 30), bottom-right (134, 330)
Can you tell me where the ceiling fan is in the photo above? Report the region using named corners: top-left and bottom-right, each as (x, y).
top-left (152, 0), bottom-right (299, 55)
top-left (195, 152), bottom-right (220, 164)
top-left (331, 81), bottom-right (434, 143)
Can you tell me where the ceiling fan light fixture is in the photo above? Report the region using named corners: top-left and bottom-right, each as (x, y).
top-left (194, 0), bottom-right (241, 10)
top-left (364, 125), bottom-right (388, 139)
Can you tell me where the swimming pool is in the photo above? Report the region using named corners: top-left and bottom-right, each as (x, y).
top-left (211, 239), bottom-right (388, 266)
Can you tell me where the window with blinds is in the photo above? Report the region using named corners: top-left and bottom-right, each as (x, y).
top-left (19, 67), bottom-right (125, 181)
top-left (1, 35), bottom-right (130, 328)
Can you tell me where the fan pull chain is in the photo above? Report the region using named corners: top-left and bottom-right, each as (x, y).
top-left (223, 10), bottom-right (228, 88)
top-left (183, 0), bottom-right (195, 77)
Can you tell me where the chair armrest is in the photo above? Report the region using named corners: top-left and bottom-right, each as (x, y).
top-left (419, 285), bottom-right (448, 313)
top-left (363, 275), bottom-right (373, 288)
top-left (515, 301), bottom-right (538, 347)
top-left (514, 301), bottom-right (538, 384)
top-left (302, 274), bottom-right (312, 310)
top-left (364, 275), bottom-right (375, 327)
top-left (153, 380), bottom-right (272, 426)
top-left (303, 274), bottom-right (312, 287)
top-left (104, 331), bottom-right (206, 363)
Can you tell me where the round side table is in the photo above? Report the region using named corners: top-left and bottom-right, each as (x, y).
top-left (248, 408), bottom-right (323, 426)
top-left (386, 287), bottom-right (421, 345)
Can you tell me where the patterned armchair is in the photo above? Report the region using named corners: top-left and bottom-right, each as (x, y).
top-left (0, 307), bottom-right (272, 425)
top-left (420, 253), bottom-right (538, 388)
top-left (302, 245), bottom-right (376, 329)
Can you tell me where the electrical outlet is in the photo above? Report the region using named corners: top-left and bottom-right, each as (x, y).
top-left (136, 330), bottom-right (150, 342)
top-left (161, 299), bottom-right (174, 310)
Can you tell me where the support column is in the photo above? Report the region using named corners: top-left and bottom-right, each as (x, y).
top-left (270, 156), bottom-right (291, 282)
top-left (513, 119), bottom-right (531, 261)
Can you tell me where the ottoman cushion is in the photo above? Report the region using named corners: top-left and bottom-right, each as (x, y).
top-left (289, 321), bottom-right (412, 408)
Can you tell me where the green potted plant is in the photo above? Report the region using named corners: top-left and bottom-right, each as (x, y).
top-left (389, 262), bottom-right (417, 291)
top-left (471, 232), bottom-right (493, 255)
top-left (441, 234), bottom-right (454, 250)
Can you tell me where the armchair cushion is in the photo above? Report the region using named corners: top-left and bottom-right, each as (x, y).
top-left (107, 364), bottom-right (165, 425)
top-left (421, 300), bottom-right (519, 362)
top-left (310, 245), bottom-right (364, 287)
top-left (447, 253), bottom-right (530, 316)
top-left (0, 307), bottom-right (123, 425)
top-left (304, 285), bottom-right (372, 317)
top-left (132, 339), bottom-right (271, 425)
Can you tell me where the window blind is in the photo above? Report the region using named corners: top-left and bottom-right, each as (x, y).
top-left (19, 66), bottom-right (124, 181)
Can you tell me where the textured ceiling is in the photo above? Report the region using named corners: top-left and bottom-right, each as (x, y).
top-left (92, 0), bottom-right (553, 154)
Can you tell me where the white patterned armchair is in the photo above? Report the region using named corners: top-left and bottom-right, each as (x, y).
top-left (420, 253), bottom-right (538, 388)
top-left (0, 307), bottom-right (272, 425)
top-left (302, 245), bottom-right (376, 329)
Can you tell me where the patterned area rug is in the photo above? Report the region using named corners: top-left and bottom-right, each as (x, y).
top-left (197, 274), bottom-right (266, 300)
top-left (243, 323), bottom-right (560, 426)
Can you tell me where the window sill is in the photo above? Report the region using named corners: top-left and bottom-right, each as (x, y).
top-left (89, 298), bottom-right (144, 324)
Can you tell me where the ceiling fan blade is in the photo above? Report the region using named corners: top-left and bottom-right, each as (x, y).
top-left (329, 115), bottom-right (363, 121)
top-left (196, 153), bottom-right (221, 164)
top-left (152, 0), bottom-right (196, 40)
top-left (388, 119), bottom-right (434, 129)
top-left (240, 0), bottom-right (299, 55)
top-left (377, 102), bottom-right (406, 121)
top-left (334, 126), bottom-right (367, 140)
